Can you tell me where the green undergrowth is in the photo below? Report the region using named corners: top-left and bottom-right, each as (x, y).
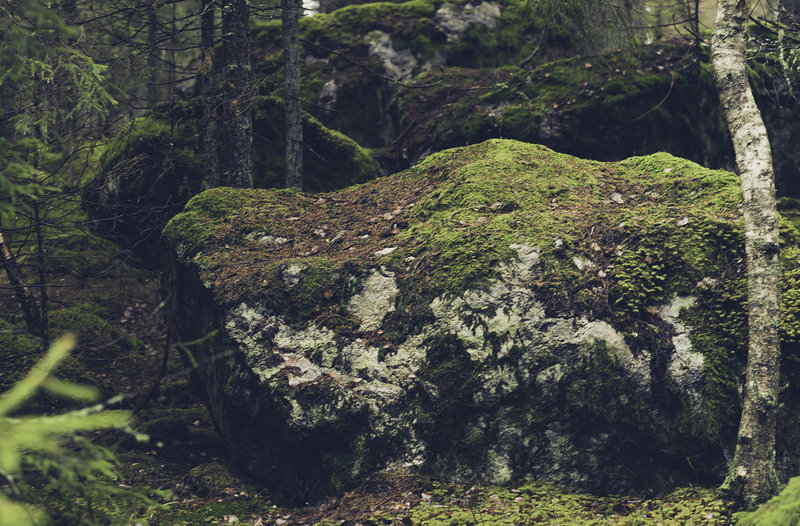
top-left (154, 498), bottom-right (273, 525)
top-left (144, 474), bottom-right (735, 525)
top-left (778, 196), bottom-right (800, 232)
top-left (0, 319), bottom-right (42, 392)
top-left (0, 302), bottom-right (149, 415)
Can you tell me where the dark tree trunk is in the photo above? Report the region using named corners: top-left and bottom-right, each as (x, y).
top-left (0, 229), bottom-right (42, 336)
top-left (712, 0), bottom-right (781, 509)
top-left (219, 0), bottom-right (254, 188)
top-left (32, 199), bottom-right (49, 350)
top-left (200, 0), bottom-right (220, 188)
top-left (282, 0), bottom-right (303, 190)
top-left (147, 4), bottom-right (160, 108)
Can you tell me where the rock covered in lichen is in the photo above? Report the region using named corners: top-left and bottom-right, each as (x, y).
top-left (162, 139), bottom-right (800, 501)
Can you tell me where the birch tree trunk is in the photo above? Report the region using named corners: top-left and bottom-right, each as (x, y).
top-left (282, 0), bottom-right (303, 190)
top-left (711, 0), bottom-right (782, 509)
top-left (220, 0), bottom-right (254, 188)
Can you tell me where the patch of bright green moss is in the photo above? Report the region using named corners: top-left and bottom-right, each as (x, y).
top-left (734, 476), bottom-right (800, 526)
top-left (162, 187), bottom-right (263, 259)
top-left (382, 141), bottom-right (742, 301)
top-left (782, 246), bottom-right (800, 343)
top-left (155, 498), bottom-right (270, 525)
top-left (406, 482), bottom-right (730, 525)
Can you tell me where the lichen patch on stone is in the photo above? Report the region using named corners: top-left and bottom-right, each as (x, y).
top-left (347, 269), bottom-right (399, 332)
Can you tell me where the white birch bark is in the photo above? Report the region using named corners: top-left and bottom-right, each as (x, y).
top-left (712, 0), bottom-right (782, 509)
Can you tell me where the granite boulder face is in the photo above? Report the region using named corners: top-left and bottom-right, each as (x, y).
top-left (162, 139), bottom-right (800, 500)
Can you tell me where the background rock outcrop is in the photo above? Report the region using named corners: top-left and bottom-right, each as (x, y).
top-left (163, 139), bottom-right (800, 501)
top-left (84, 99), bottom-right (380, 265)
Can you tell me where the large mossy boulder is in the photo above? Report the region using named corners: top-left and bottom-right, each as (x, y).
top-left (253, 0), bottom-right (640, 154)
top-left (162, 139), bottom-right (800, 501)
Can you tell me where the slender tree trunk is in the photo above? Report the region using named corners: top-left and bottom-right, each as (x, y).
top-left (32, 199), bottom-right (49, 350)
top-left (168, 1), bottom-right (178, 103)
top-left (712, 0), bottom-right (781, 509)
top-left (60, 0), bottom-right (79, 185)
top-left (200, 0), bottom-right (220, 188)
top-left (147, 4), bottom-right (161, 108)
top-left (219, 0), bottom-right (254, 188)
top-left (692, 0), bottom-right (701, 60)
top-left (0, 229), bottom-right (42, 336)
top-left (282, 0), bottom-right (303, 190)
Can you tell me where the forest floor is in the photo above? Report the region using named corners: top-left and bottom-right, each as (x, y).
top-left (0, 204), bottom-right (741, 525)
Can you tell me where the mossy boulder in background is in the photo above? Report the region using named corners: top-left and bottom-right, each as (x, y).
top-left (394, 45), bottom-right (734, 172)
top-left (162, 139), bottom-right (800, 501)
top-left (84, 99), bottom-right (381, 265)
top-left (83, 114), bottom-right (201, 266)
top-left (251, 97), bottom-right (382, 191)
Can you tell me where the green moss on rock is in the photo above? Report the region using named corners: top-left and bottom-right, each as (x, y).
top-left (86, 97), bottom-right (381, 267)
top-left (165, 139), bottom-right (751, 307)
